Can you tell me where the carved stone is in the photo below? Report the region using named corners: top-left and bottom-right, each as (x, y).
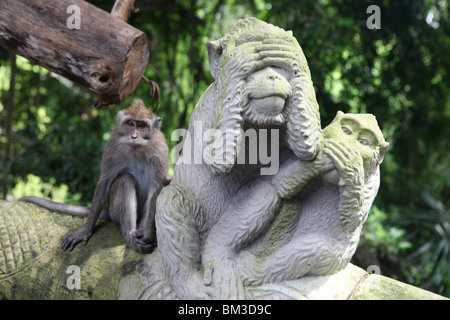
top-left (155, 17), bottom-right (390, 299)
top-left (1, 200), bottom-right (447, 300)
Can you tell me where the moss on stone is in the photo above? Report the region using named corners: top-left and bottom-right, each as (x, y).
top-left (0, 200), bottom-right (144, 300)
top-left (351, 273), bottom-right (447, 300)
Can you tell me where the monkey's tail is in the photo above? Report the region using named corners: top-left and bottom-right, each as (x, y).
top-left (19, 196), bottom-right (110, 220)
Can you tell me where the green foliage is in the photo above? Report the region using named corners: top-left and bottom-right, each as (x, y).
top-left (12, 174), bottom-right (73, 203)
top-left (0, 0), bottom-right (448, 297)
top-left (361, 206), bottom-right (412, 256)
top-left (403, 193), bottom-right (450, 296)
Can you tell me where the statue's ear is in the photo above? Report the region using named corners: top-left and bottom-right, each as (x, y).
top-left (207, 39), bottom-right (222, 80)
top-left (378, 141), bottom-right (389, 164)
top-left (335, 110), bottom-right (345, 119)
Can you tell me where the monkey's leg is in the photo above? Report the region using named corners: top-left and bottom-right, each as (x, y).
top-left (201, 178), bottom-right (281, 299)
top-left (243, 233), bottom-right (346, 285)
top-left (132, 186), bottom-right (160, 253)
top-left (155, 184), bottom-right (214, 299)
top-left (108, 174), bottom-right (141, 251)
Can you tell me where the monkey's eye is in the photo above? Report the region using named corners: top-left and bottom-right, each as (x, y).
top-left (137, 122), bottom-right (147, 129)
top-left (127, 120), bottom-right (135, 127)
top-left (341, 126), bottom-right (353, 135)
top-left (358, 138), bottom-right (371, 146)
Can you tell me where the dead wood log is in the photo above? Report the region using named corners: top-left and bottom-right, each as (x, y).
top-left (0, 0), bottom-right (149, 105)
top-left (111, 0), bottom-right (136, 22)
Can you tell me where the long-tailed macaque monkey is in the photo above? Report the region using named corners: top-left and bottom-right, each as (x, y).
top-left (20, 99), bottom-right (169, 253)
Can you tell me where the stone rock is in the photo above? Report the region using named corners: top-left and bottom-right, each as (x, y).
top-left (0, 201), bottom-right (446, 300)
top-left (155, 17), bottom-right (390, 299)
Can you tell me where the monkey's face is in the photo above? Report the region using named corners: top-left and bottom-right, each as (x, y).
top-left (207, 23), bottom-right (304, 127)
top-left (121, 118), bottom-right (150, 147)
top-left (200, 18), bottom-right (323, 173)
top-left (242, 67), bottom-right (292, 125)
top-left (323, 111), bottom-right (389, 181)
top-left (116, 101), bottom-right (162, 148)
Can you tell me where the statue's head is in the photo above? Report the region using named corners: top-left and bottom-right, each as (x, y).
top-left (324, 111), bottom-right (389, 180)
top-left (201, 18), bottom-right (322, 175)
top-left (321, 111), bottom-right (389, 232)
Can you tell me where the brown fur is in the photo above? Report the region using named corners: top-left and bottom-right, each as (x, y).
top-left (123, 99), bottom-right (155, 119)
top-left (21, 100), bottom-right (169, 253)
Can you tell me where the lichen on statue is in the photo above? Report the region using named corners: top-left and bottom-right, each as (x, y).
top-left (155, 17), bottom-right (389, 299)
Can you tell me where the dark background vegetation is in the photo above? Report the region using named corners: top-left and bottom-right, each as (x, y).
top-left (0, 0), bottom-right (448, 296)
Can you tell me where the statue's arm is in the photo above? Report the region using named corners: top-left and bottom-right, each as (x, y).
top-left (203, 178), bottom-right (281, 257)
top-left (271, 151), bottom-right (331, 199)
top-left (203, 151), bottom-right (331, 259)
top-left (322, 140), bottom-right (366, 232)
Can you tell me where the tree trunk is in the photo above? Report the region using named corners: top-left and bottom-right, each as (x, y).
top-left (0, 0), bottom-right (148, 105)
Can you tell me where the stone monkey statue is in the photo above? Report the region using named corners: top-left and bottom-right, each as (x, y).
top-left (156, 17), bottom-right (321, 299)
top-left (155, 18), bottom-right (388, 299)
top-left (202, 111), bottom-right (389, 298)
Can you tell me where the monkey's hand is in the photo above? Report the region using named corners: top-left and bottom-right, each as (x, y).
top-left (203, 259), bottom-right (246, 300)
top-left (323, 140), bottom-right (364, 187)
top-left (272, 152), bottom-right (331, 199)
top-left (61, 228), bottom-right (92, 251)
top-left (130, 229), bottom-right (156, 254)
top-left (324, 140), bottom-right (366, 231)
top-left (202, 236), bottom-right (246, 299)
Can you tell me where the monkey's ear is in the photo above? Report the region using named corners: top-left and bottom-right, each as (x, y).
top-left (378, 141), bottom-right (389, 164)
top-left (207, 39), bottom-right (223, 80)
top-left (117, 110), bottom-right (126, 122)
top-left (327, 110), bottom-right (344, 125)
top-left (155, 116), bottom-right (162, 130)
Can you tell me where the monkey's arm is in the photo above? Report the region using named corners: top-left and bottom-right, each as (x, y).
top-left (204, 178), bottom-right (281, 255)
top-left (61, 177), bottom-right (111, 251)
top-left (323, 140), bottom-right (366, 232)
top-left (271, 150), bottom-right (332, 199)
top-left (132, 185), bottom-right (161, 253)
top-left (202, 152), bottom-right (323, 260)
